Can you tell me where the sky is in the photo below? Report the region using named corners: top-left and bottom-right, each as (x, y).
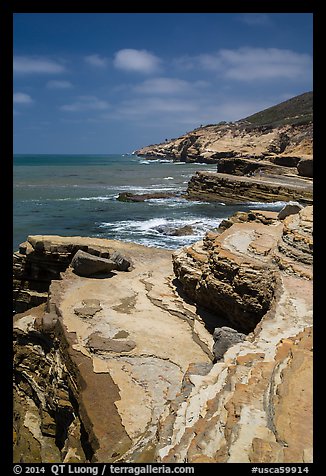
top-left (13, 13), bottom-right (313, 154)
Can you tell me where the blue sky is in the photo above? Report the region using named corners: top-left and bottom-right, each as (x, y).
top-left (13, 13), bottom-right (313, 154)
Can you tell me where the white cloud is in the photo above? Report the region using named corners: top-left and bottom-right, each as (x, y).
top-left (103, 95), bottom-right (277, 130)
top-left (177, 47), bottom-right (312, 82)
top-left (238, 14), bottom-right (271, 26)
top-left (219, 47), bottom-right (312, 81)
top-left (13, 92), bottom-right (33, 104)
top-left (60, 96), bottom-right (110, 112)
top-left (197, 53), bottom-right (224, 72)
top-left (134, 77), bottom-right (192, 94)
top-left (46, 80), bottom-right (73, 89)
top-left (113, 49), bottom-right (161, 73)
top-left (84, 54), bottom-right (108, 68)
top-left (14, 56), bottom-right (66, 74)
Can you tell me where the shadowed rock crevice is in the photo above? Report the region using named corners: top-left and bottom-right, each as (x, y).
top-left (172, 212), bottom-right (281, 334)
top-left (13, 312), bottom-right (90, 462)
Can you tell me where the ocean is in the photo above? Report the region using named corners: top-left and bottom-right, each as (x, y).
top-left (13, 154), bottom-right (286, 251)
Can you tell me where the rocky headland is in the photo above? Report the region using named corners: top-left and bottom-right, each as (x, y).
top-left (13, 204), bottom-right (313, 463)
top-left (135, 92), bottom-right (313, 204)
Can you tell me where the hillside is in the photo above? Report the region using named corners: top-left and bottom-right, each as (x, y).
top-left (242, 91), bottom-right (313, 127)
top-left (135, 91), bottom-right (313, 165)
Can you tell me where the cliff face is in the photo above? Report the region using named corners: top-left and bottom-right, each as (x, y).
top-left (13, 205), bottom-right (313, 463)
top-left (136, 123), bottom-right (313, 204)
top-left (158, 206), bottom-right (313, 462)
top-left (186, 171), bottom-right (313, 204)
top-left (135, 93), bottom-right (313, 203)
top-left (135, 92), bottom-right (313, 165)
top-left (135, 122), bottom-right (312, 165)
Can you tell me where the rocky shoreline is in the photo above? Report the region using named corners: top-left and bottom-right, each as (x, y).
top-left (134, 93), bottom-right (313, 204)
top-left (135, 122), bottom-right (312, 166)
top-left (186, 171), bottom-right (313, 204)
top-left (13, 205), bottom-right (313, 463)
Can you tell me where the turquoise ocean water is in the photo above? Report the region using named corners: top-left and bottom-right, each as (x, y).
top-left (13, 154), bottom-right (286, 251)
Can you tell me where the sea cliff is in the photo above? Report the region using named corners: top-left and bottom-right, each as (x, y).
top-left (135, 92), bottom-right (313, 204)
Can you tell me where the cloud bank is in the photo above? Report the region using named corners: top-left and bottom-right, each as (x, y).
top-left (13, 92), bottom-right (33, 104)
top-left (46, 80), bottom-right (73, 89)
top-left (60, 96), bottom-right (110, 112)
top-left (175, 47), bottom-right (312, 82)
top-left (14, 56), bottom-right (66, 74)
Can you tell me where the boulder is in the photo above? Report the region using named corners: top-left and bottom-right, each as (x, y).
top-left (42, 311), bottom-right (58, 333)
top-left (110, 251), bottom-right (132, 271)
top-left (13, 235), bottom-right (134, 313)
top-left (117, 192), bottom-right (177, 202)
top-left (213, 326), bottom-right (246, 360)
top-left (170, 225), bottom-right (194, 236)
top-left (297, 158), bottom-right (313, 177)
top-left (277, 203), bottom-right (303, 220)
top-left (71, 250), bottom-right (117, 277)
top-left (155, 224), bottom-right (194, 236)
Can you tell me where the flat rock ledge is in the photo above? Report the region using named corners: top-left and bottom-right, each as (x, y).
top-left (13, 207), bottom-right (313, 463)
top-left (13, 236), bottom-right (133, 313)
top-left (13, 238), bottom-right (214, 463)
top-left (186, 171), bottom-right (313, 204)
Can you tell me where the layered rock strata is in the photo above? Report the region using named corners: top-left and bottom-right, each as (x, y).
top-left (13, 237), bottom-right (214, 463)
top-left (13, 236), bottom-right (132, 313)
top-left (186, 171), bottom-right (313, 204)
top-left (135, 94), bottom-right (313, 203)
top-left (135, 122), bottom-right (312, 166)
top-left (13, 206), bottom-right (313, 463)
top-left (160, 206), bottom-right (313, 462)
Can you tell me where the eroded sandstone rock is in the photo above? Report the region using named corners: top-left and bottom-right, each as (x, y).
top-left (297, 158), bottom-right (313, 177)
top-left (13, 306), bottom-right (87, 463)
top-left (13, 239), bottom-right (213, 463)
top-left (13, 206), bottom-right (313, 463)
top-left (71, 250), bottom-right (117, 277)
top-left (186, 171), bottom-right (313, 204)
top-left (277, 202), bottom-right (303, 220)
top-left (173, 220), bottom-right (282, 332)
top-left (157, 206), bottom-right (313, 463)
top-left (13, 236), bottom-right (133, 313)
top-left (135, 120), bottom-right (312, 165)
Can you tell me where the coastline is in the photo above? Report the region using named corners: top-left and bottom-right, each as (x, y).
top-left (13, 96), bottom-right (313, 464)
top-left (14, 154), bottom-right (292, 252)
